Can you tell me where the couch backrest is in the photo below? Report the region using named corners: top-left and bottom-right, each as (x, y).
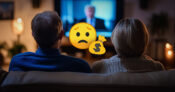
top-left (1, 70), bottom-right (175, 92)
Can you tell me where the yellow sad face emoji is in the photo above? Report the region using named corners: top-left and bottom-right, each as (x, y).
top-left (69, 22), bottom-right (97, 49)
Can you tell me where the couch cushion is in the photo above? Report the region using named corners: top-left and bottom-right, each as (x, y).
top-left (1, 70), bottom-right (175, 87)
top-left (0, 68), bottom-right (8, 85)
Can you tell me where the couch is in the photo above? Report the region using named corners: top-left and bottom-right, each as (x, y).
top-left (1, 70), bottom-right (175, 92)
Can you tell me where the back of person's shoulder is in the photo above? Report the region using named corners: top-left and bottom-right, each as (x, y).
top-left (93, 55), bottom-right (119, 67)
top-left (60, 55), bottom-right (87, 65)
top-left (147, 59), bottom-right (165, 70)
top-left (13, 52), bottom-right (35, 58)
top-left (144, 55), bottom-right (161, 64)
top-left (62, 55), bottom-right (88, 66)
top-left (144, 55), bottom-right (165, 69)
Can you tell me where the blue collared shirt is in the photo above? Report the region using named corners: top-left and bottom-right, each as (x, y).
top-left (9, 48), bottom-right (91, 73)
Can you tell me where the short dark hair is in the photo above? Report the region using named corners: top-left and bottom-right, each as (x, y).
top-left (31, 11), bottom-right (62, 48)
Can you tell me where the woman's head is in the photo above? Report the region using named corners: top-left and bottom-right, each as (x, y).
top-left (111, 18), bottom-right (149, 58)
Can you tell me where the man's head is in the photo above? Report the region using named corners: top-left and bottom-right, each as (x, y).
top-left (31, 11), bottom-right (63, 48)
top-left (84, 5), bottom-right (95, 19)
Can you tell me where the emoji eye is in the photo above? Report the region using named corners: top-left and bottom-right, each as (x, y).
top-left (76, 32), bottom-right (80, 37)
top-left (86, 32), bottom-right (89, 37)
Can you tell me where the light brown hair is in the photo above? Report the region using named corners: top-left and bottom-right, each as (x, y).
top-left (111, 18), bottom-right (149, 58)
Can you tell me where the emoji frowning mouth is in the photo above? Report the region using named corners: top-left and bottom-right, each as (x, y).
top-left (78, 40), bottom-right (88, 43)
top-left (69, 23), bottom-right (96, 49)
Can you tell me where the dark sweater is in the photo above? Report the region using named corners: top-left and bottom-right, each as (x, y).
top-left (9, 48), bottom-right (91, 73)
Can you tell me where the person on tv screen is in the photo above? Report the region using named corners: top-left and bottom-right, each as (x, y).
top-left (9, 11), bottom-right (91, 73)
top-left (80, 5), bottom-right (106, 30)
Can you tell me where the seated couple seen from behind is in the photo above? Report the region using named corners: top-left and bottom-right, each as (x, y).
top-left (9, 11), bottom-right (165, 74)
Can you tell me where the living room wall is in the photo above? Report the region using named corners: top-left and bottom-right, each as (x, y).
top-left (0, 0), bottom-right (54, 52)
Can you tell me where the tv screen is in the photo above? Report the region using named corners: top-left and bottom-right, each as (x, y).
top-left (55, 0), bottom-right (123, 37)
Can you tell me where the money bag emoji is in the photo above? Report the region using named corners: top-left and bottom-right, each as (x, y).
top-left (89, 35), bottom-right (106, 55)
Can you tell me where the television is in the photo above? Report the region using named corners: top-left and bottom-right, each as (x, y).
top-left (55, 0), bottom-right (123, 37)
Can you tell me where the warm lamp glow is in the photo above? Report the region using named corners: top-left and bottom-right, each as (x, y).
top-left (165, 43), bottom-right (172, 49)
top-left (167, 50), bottom-right (173, 56)
top-left (17, 18), bottom-right (22, 23)
top-left (12, 18), bottom-right (24, 35)
top-left (165, 43), bottom-right (174, 61)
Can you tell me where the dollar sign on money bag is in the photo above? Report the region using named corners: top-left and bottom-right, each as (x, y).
top-left (89, 35), bottom-right (106, 55)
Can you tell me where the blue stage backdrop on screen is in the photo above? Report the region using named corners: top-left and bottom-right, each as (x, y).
top-left (59, 0), bottom-right (119, 37)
